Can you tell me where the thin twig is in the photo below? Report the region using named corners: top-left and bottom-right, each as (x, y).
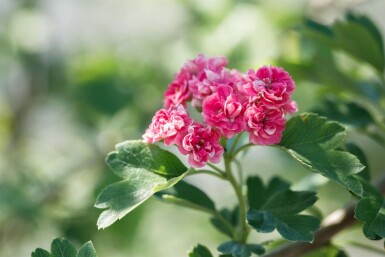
top-left (207, 163), bottom-right (226, 174)
top-left (186, 169), bottom-right (226, 180)
top-left (232, 143), bottom-right (254, 159)
top-left (229, 133), bottom-right (243, 156)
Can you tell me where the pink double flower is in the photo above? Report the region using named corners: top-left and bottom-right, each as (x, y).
top-left (144, 55), bottom-right (297, 168)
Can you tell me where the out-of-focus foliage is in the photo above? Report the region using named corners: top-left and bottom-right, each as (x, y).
top-left (276, 7), bottom-right (385, 256)
top-left (1, 0), bottom-right (385, 257)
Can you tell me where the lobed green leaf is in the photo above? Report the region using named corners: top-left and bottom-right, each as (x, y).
top-left (51, 238), bottom-right (77, 257)
top-left (278, 113), bottom-right (365, 197)
top-left (354, 178), bottom-right (385, 240)
top-left (246, 176), bottom-right (320, 242)
top-left (107, 140), bottom-right (187, 177)
top-left (247, 176), bottom-right (290, 210)
top-left (210, 206), bottom-right (239, 238)
top-left (262, 189), bottom-right (317, 214)
top-left (217, 241), bottom-right (265, 257)
top-left (188, 244), bottom-right (214, 257)
top-left (343, 143), bottom-right (370, 181)
top-left (31, 238), bottom-right (97, 257)
top-left (274, 214), bottom-right (321, 242)
top-left (95, 140), bottom-right (188, 229)
top-left (156, 180), bottom-right (216, 212)
top-left (77, 241), bottom-right (97, 257)
top-left (31, 248), bottom-right (51, 257)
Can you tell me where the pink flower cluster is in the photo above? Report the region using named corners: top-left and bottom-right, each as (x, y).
top-left (143, 54), bottom-right (297, 168)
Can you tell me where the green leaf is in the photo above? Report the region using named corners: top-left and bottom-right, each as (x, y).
top-left (31, 239), bottom-right (98, 257)
top-left (274, 214), bottom-right (321, 242)
top-left (107, 140), bottom-right (187, 177)
top-left (302, 19), bottom-right (335, 49)
top-left (217, 241), bottom-right (265, 257)
top-left (354, 178), bottom-right (385, 240)
top-left (51, 238), bottom-right (77, 257)
top-left (343, 143), bottom-right (370, 181)
top-left (278, 113), bottom-right (364, 197)
top-left (156, 180), bottom-right (216, 212)
top-left (313, 98), bottom-right (373, 128)
top-left (247, 176), bottom-right (290, 210)
top-left (334, 14), bottom-right (385, 73)
top-left (31, 248), bottom-right (51, 257)
top-left (246, 176), bottom-right (320, 242)
top-left (263, 190), bottom-right (319, 215)
top-left (210, 206), bottom-right (239, 238)
top-left (303, 14), bottom-right (385, 73)
top-left (346, 13), bottom-right (384, 56)
top-left (95, 140), bottom-right (188, 229)
top-left (77, 241), bottom-right (97, 257)
top-left (355, 197), bottom-right (384, 239)
top-left (188, 244), bottom-right (213, 257)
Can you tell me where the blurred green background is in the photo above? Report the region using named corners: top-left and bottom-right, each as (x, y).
top-left (1, 0), bottom-right (385, 256)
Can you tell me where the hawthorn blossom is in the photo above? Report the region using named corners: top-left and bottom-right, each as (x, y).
top-left (142, 106), bottom-right (193, 145)
top-left (164, 54), bottom-right (229, 108)
top-left (202, 84), bottom-right (245, 138)
top-left (177, 122), bottom-right (224, 168)
top-left (243, 103), bottom-right (286, 145)
top-left (182, 53), bottom-right (227, 75)
top-left (164, 79), bottom-right (191, 108)
top-left (283, 100), bottom-right (298, 114)
top-left (190, 68), bottom-right (242, 108)
top-left (238, 66), bottom-right (295, 110)
top-left (147, 56), bottom-right (298, 168)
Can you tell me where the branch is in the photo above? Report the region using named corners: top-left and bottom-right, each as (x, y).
top-left (262, 174), bottom-right (385, 257)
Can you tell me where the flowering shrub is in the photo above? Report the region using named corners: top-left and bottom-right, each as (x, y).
top-left (92, 53), bottom-right (385, 257)
top-left (31, 12), bottom-right (385, 257)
